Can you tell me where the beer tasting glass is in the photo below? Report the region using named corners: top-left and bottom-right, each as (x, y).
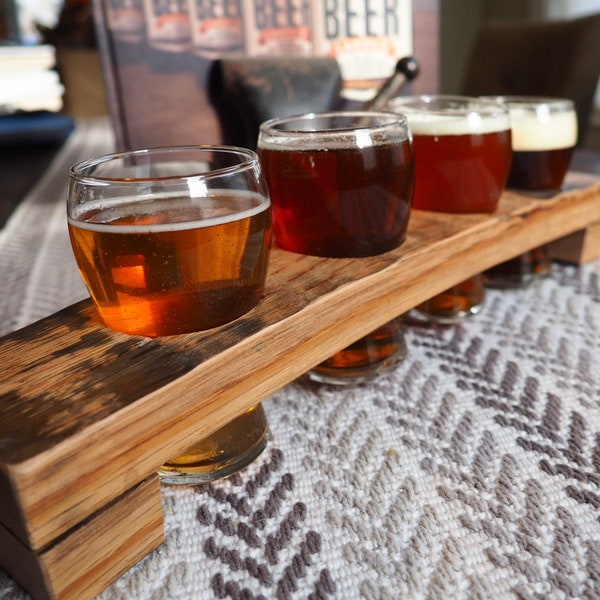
top-left (388, 95), bottom-right (512, 323)
top-left (257, 111), bottom-right (415, 384)
top-left (67, 146), bottom-right (272, 484)
top-left (482, 96), bottom-right (578, 288)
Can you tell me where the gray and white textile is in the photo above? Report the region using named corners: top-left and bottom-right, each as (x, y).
top-left (1, 119), bottom-right (600, 599)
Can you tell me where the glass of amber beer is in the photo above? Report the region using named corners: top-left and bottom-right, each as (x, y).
top-left (67, 146), bottom-right (272, 484)
top-left (388, 95), bottom-right (512, 323)
top-left (257, 111), bottom-right (414, 384)
top-left (483, 96), bottom-right (578, 288)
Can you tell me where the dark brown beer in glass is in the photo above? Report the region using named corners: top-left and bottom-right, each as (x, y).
top-left (389, 96), bottom-right (512, 322)
top-left (258, 111), bottom-right (414, 383)
top-left (259, 143), bottom-right (413, 257)
top-left (483, 97), bottom-right (577, 288)
top-left (259, 123), bottom-right (414, 259)
top-left (68, 146), bottom-right (272, 484)
top-left (508, 147), bottom-right (575, 192)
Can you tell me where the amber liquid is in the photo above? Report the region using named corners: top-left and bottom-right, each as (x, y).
top-left (413, 275), bottom-right (485, 323)
top-left (158, 404), bottom-right (269, 483)
top-left (68, 194), bottom-right (271, 337)
top-left (258, 141), bottom-right (414, 258)
top-left (310, 317), bottom-right (407, 384)
top-left (411, 130), bottom-right (512, 213)
top-left (409, 129), bottom-right (510, 320)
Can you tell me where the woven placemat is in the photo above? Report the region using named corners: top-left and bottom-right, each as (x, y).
top-left (0, 119), bottom-right (599, 599)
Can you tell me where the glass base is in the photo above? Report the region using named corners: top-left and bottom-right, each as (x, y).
top-left (158, 404), bottom-right (269, 485)
top-left (408, 303), bottom-right (483, 325)
top-left (308, 317), bottom-right (407, 385)
top-left (484, 246), bottom-right (551, 290)
top-left (408, 275), bottom-right (485, 324)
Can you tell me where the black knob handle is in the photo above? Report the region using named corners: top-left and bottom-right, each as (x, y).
top-left (395, 56), bottom-right (420, 81)
top-left (363, 56), bottom-right (420, 112)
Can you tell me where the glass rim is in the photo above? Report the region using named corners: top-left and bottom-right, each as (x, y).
top-left (258, 110), bottom-right (409, 136)
top-left (479, 95), bottom-right (575, 109)
top-left (388, 94), bottom-right (510, 116)
top-left (69, 144), bottom-right (260, 184)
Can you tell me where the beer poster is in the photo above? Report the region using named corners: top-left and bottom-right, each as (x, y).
top-left (94, 0), bottom-right (415, 149)
top-left (242, 0), bottom-right (313, 56)
top-left (242, 0), bottom-right (414, 98)
top-left (311, 0), bottom-right (414, 100)
top-left (189, 0), bottom-right (244, 59)
top-left (143, 0), bottom-right (191, 51)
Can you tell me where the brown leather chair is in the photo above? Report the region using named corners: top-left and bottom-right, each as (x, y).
top-left (460, 12), bottom-right (600, 146)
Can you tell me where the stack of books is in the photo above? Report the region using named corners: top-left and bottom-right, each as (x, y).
top-left (0, 43), bottom-right (65, 114)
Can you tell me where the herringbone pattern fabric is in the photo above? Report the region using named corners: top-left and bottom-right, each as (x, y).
top-left (0, 119), bottom-right (599, 599)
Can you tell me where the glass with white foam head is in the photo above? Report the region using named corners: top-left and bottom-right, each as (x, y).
top-left (490, 96), bottom-right (577, 194)
top-left (388, 95), bottom-right (513, 322)
top-left (482, 96), bottom-right (578, 288)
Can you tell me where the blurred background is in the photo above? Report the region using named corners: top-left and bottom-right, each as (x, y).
top-left (0, 0), bottom-right (599, 148)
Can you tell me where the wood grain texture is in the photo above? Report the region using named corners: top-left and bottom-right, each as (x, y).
top-left (1, 176), bottom-right (599, 554)
top-left (0, 476), bottom-right (163, 600)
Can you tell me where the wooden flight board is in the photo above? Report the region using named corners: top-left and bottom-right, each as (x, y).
top-left (0, 171), bottom-right (599, 599)
top-left (0, 477), bottom-right (164, 600)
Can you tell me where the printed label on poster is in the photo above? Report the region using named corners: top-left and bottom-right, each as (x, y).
top-left (144, 0), bottom-right (192, 51)
top-left (242, 0), bottom-right (312, 56)
top-left (108, 0), bottom-right (145, 42)
top-left (188, 0), bottom-right (244, 58)
top-left (312, 0), bottom-right (413, 100)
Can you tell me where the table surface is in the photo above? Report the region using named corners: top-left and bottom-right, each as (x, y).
top-left (1, 119), bottom-right (600, 600)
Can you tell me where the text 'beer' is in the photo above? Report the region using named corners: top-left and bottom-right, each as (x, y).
top-left (68, 193), bottom-right (271, 337)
